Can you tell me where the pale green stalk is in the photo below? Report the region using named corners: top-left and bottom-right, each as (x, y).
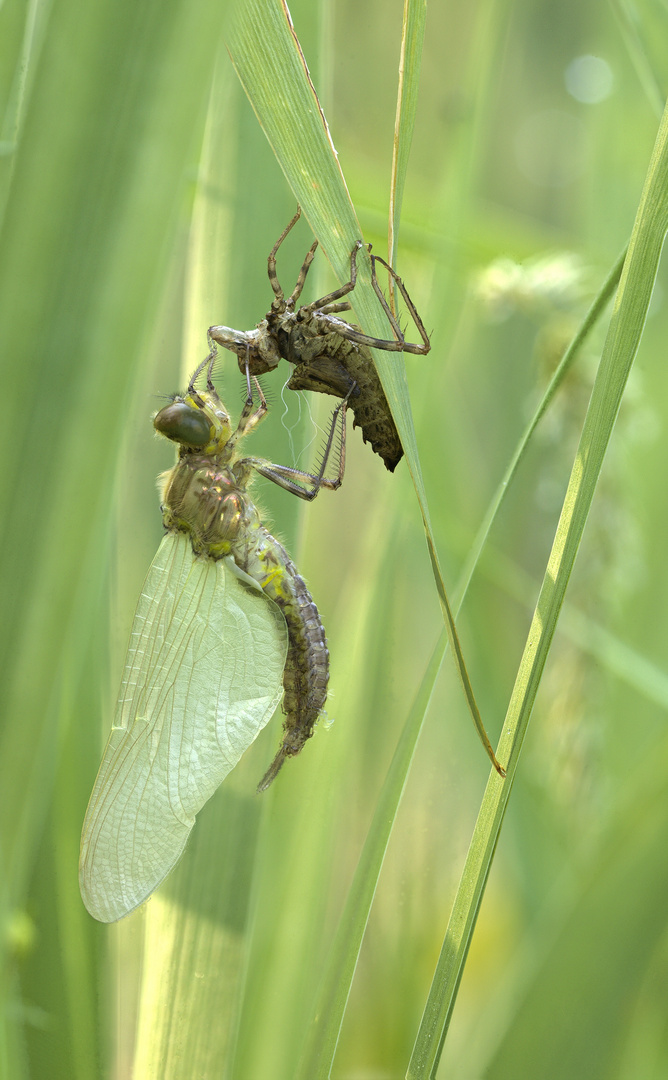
top-left (294, 242), bottom-right (625, 1075)
top-left (388, 0), bottom-right (427, 270)
top-left (407, 97), bottom-right (668, 1079)
top-left (227, 0), bottom-right (503, 779)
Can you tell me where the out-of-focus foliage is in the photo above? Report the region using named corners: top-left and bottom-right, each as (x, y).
top-left (2, 0), bottom-right (668, 1077)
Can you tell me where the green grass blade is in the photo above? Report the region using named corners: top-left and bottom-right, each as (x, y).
top-left (226, 0), bottom-right (362, 277)
top-left (227, 0), bottom-right (501, 773)
top-left (388, 0), bottom-right (427, 268)
top-left (484, 734), bottom-right (668, 1078)
top-left (611, 0), bottom-right (666, 119)
top-left (293, 222), bottom-right (628, 1079)
top-left (296, 636), bottom-right (445, 1078)
top-left (0, 0), bottom-right (225, 1070)
top-left (132, 786), bottom-right (267, 1076)
top-left (5, 1), bottom-right (666, 1076)
top-left (478, 544), bottom-right (668, 710)
top-left (125, 45), bottom-right (312, 1076)
top-left (293, 236), bottom-right (625, 1079)
top-left (407, 99), bottom-right (668, 1079)
top-left (0, 0), bottom-right (223, 900)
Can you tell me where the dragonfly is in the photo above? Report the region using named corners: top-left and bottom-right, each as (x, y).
top-left (209, 208), bottom-right (431, 472)
top-left (80, 347), bottom-right (348, 922)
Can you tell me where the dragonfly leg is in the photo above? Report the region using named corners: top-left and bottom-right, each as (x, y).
top-left (184, 338), bottom-right (223, 412)
top-left (370, 253), bottom-right (431, 355)
top-left (285, 239), bottom-right (319, 309)
top-left (301, 240), bottom-right (364, 312)
top-left (242, 386), bottom-right (353, 501)
top-left (268, 207), bottom-right (320, 314)
top-left (304, 242), bottom-right (431, 356)
top-left (317, 301), bottom-right (353, 315)
top-left (223, 363), bottom-right (269, 458)
top-left (268, 208), bottom-right (300, 303)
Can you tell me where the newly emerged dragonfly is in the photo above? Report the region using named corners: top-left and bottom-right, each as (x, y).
top-left (209, 208), bottom-right (430, 472)
top-left (80, 348), bottom-right (348, 922)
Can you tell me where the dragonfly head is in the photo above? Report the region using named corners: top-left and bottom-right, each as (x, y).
top-left (209, 324), bottom-right (281, 376)
top-left (154, 392), bottom-right (233, 455)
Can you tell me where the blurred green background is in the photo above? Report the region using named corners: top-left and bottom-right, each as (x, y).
top-left (2, 0), bottom-right (668, 1077)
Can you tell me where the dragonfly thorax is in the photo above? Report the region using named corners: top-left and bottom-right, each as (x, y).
top-left (160, 458), bottom-right (260, 558)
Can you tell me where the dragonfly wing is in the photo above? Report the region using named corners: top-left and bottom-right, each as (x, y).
top-left (79, 533), bottom-right (287, 922)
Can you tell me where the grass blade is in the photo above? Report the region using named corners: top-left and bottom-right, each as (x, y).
top-left (296, 637), bottom-right (445, 1078)
top-left (0, 0), bottom-right (223, 1070)
top-left (407, 98), bottom-right (668, 1079)
top-left (388, 0), bottom-right (428, 268)
top-left (296, 234), bottom-right (628, 1076)
top-left (228, 0), bottom-right (502, 773)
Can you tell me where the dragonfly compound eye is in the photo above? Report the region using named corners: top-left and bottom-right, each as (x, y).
top-left (154, 401), bottom-right (212, 448)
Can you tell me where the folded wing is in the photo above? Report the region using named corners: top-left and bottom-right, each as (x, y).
top-left (79, 534), bottom-right (287, 922)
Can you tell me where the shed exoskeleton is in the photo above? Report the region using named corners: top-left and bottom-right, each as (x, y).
top-left (209, 209), bottom-right (430, 472)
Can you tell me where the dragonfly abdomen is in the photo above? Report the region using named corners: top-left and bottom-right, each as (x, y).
top-left (281, 316), bottom-right (403, 472)
top-left (240, 526), bottom-right (329, 791)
